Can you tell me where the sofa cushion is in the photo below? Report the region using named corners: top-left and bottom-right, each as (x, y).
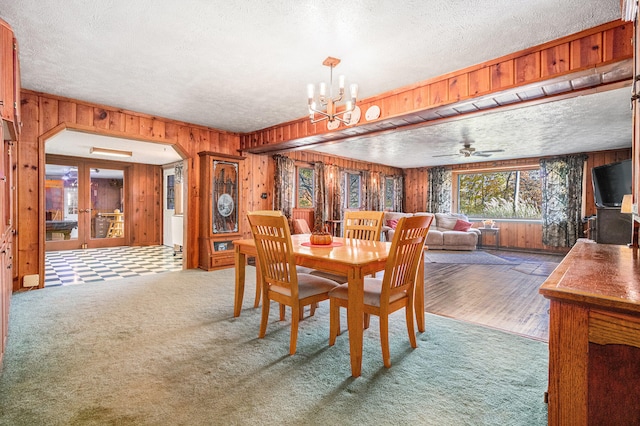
top-left (453, 219), bottom-right (472, 232)
top-left (435, 213), bottom-right (459, 230)
top-left (443, 230), bottom-right (477, 246)
top-left (426, 229), bottom-right (443, 246)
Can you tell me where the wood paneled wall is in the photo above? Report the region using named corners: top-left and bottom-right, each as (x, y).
top-left (17, 90), bottom-right (242, 289)
top-left (127, 163), bottom-right (163, 246)
top-left (285, 150), bottom-right (403, 176)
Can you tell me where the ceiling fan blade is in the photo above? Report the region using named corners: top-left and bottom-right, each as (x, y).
top-left (478, 149), bottom-right (505, 153)
top-left (432, 153), bottom-right (459, 157)
top-left (473, 152), bottom-right (493, 157)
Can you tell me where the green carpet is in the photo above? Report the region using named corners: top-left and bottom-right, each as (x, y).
top-left (0, 268), bottom-right (548, 425)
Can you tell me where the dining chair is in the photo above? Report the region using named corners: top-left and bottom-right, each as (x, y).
top-left (247, 210), bottom-right (283, 308)
top-left (328, 214), bottom-right (433, 367)
top-left (311, 210), bottom-right (385, 284)
top-left (247, 213), bottom-right (339, 355)
top-left (247, 210), bottom-right (319, 319)
top-left (343, 210), bottom-right (385, 241)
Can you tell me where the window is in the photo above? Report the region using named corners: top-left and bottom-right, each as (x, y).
top-left (457, 168), bottom-right (542, 219)
top-left (297, 167), bottom-right (314, 208)
top-left (345, 172), bottom-right (362, 209)
top-left (384, 177), bottom-right (395, 210)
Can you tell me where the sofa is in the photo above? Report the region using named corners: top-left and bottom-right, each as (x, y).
top-left (382, 212), bottom-right (480, 250)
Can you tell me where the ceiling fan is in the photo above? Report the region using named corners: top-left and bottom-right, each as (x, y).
top-left (433, 142), bottom-right (505, 158)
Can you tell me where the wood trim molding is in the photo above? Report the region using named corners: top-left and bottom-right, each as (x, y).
top-left (241, 20), bottom-right (633, 154)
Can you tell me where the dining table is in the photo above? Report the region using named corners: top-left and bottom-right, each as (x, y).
top-left (233, 234), bottom-right (426, 377)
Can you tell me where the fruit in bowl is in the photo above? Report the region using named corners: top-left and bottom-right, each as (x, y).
top-left (309, 229), bottom-right (333, 245)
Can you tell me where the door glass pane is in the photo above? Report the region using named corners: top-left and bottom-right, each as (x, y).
top-left (45, 164), bottom-right (79, 241)
top-left (91, 168), bottom-right (124, 239)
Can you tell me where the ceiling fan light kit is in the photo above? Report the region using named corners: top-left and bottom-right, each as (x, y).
top-left (433, 142), bottom-right (505, 159)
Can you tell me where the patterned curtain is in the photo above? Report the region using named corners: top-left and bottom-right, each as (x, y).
top-left (393, 175), bottom-right (403, 212)
top-left (273, 154), bottom-right (295, 220)
top-left (313, 161), bottom-right (326, 231)
top-left (540, 154), bottom-right (587, 247)
top-left (324, 164), bottom-right (343, 225)
top-left (427, 167), bottom-right (452, 213)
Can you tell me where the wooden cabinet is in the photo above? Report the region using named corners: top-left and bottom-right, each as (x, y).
top-left (198, 152), bottom-right (245, 271)
top-left (539, 240), bottom-right (640, 425)
top-left (0, 19), bottom-right (19, 139)
top-left (0, 18), bottom-right (18, 367)
top-left (0, 128), bottom-right (13, 366)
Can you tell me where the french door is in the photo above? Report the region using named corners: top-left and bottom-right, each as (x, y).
top-left (45, 157), bottom-right (126, 251)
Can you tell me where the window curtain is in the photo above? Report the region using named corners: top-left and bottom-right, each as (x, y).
top-left (324, 164), bottom-right (343, 225)
top-left (427, 167), bottom-right (452, 213)
top-left (365, 171), bottom-right (384, 211)
top-left (393, 175), bottom-right (403, 212)
top-left (273, 154), bottom-right (295, 220)
top-left (361, 171), bottom-right (372, 210)
top-left (313, 161), bottom-right (326, 232)
top-left (540, 154), bottom-right (587, 247)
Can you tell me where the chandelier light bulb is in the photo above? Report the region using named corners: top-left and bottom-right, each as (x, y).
top-left (350, 83), bottom-right (358, 100)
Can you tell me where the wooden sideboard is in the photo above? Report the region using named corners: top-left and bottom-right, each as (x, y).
top-left (539, 240), bottom-right (640, 425)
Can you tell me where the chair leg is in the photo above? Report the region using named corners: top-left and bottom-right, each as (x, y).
top-left (259, 298), bottom-right (270, 339)
top-left (290, 304), bottom-right (300, 355)
top-left (310, 302), bottom-right (318, 316)
top-left (406, 301), bottom-right (417, 349)
top-left (380, 312), bottom-right (391, 368)
top-left (364, 313), bottom-right (370, 329)
top-left (253, 257), bottom-right (262, 308)
top-left (279, 303), bottom-right (286, 321)
top-left (329, 299), bottom-right (340, 346)
top-left (299, 305), bottom-right (305, 320)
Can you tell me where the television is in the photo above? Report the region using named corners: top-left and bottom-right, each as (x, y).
top-left (592, 159), bottom-right (632, 208)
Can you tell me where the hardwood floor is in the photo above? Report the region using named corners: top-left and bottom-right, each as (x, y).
top-left (423, 249), bottom-right (565, 342)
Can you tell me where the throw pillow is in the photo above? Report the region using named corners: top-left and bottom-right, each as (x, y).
top-left (386, 219), bottom-right (399, 229)
top-left (453, 219), bottom-right (472, 232)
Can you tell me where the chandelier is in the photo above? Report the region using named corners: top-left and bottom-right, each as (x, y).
top-left (307, 57), bottom-right (358, 125)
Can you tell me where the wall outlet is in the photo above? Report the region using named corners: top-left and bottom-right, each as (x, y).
top-left (23, 274), bottom-right (39, 287)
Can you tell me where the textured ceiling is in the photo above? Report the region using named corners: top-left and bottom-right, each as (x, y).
top-left (0, 1), bottom-right (628, 168)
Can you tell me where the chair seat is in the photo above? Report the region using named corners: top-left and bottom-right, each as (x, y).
top-left (295, 266), bottom-right (315, 274)
top-left (272, 273), bottom-right (339, 299)
top-left (309, 270), bottom-right (348, 284)
top-left (328, 277), bottom-right (408, 307)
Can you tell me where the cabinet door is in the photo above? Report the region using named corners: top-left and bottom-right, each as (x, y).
top-left (0, 24), bottom-right (14, 123)
top-left (12, 36), bottom-right (19, 134)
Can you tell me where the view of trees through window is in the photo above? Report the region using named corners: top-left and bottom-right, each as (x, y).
top-left (384, 177), bottom-right (394, 209)
top-left (345, 173), bottom-right (362, 209)
top-left (297, 167), bottom-right (314, 208)
top-left (457, 169), bottom-right (542, 219)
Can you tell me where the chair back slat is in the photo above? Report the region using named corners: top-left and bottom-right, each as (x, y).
top-left (343, 211), bottom-right (384, 241)
top-left (248, 214), bottom-right (298, 297)
top-left (381, 215), bottom-right (433, 300)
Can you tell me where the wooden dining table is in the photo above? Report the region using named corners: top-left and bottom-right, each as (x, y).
top-left (233, 234), bottom-right (426, 377)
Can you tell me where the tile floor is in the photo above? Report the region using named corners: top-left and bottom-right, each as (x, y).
top-left (45, 245), bottom-right (183, 287)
